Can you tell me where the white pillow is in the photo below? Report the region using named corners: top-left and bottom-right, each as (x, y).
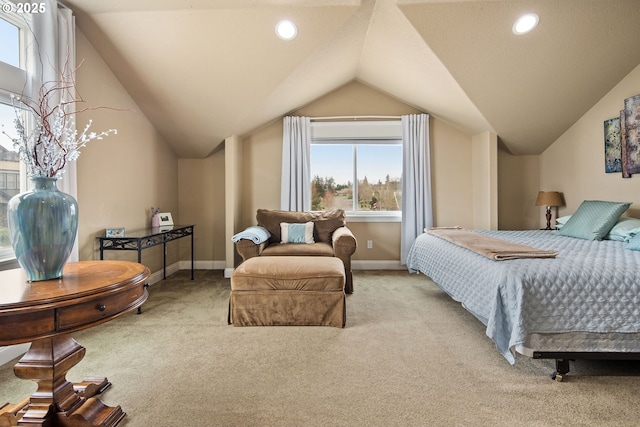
top-left (606, 217), bottom-right (640, 242)
top-left (555, 215), bottom-right (571, 229)
top-left (280, 222), bottom-right (315, 244)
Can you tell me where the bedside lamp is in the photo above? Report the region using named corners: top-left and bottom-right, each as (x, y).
top-left (535, 191), bottom-right (565, 230)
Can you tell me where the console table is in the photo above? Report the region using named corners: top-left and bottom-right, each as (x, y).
top-left (0, 260), bottom-right (150, 426)
top-left (98, 225), bottom-right (195, 280)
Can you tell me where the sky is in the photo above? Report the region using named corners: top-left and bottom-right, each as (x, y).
top-left (310, 144), bottom-right (402, 185)
top-left (0, 18), bottom-right (19, 67)
top-left (0, 17), bottom-right (20, 151)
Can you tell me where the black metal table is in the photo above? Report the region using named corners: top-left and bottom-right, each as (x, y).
top-left (98, 225), bottom-right (195, 280)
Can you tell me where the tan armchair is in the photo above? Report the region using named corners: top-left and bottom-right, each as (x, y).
top-left (234, 209), bottom-right (357, 293)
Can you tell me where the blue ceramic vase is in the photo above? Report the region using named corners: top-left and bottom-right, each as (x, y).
top-left (7, 177), bottom-right (78, 281)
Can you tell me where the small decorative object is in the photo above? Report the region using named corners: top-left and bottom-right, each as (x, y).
top-left (106, 227), bottom-right (125, 238)
top-left (3, 66), bottom-right (116, 281)
top-left (150, 207), bottom-right (160, 228)
top-left (535, 191), bottom-right (565, 230)
top-left (158, 212), bottom-right (174, 227)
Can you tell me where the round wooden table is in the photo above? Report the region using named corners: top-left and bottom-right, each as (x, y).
top-left (0, 261), bottom-right (150, 427)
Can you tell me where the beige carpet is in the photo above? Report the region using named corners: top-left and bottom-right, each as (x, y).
top-left (1, 270), bottom-right (639, 427)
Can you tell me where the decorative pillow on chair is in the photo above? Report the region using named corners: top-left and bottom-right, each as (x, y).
top-left (558, 200), bottom-right (631, 240)
top-left (280, 222), bottom-right (315, 244)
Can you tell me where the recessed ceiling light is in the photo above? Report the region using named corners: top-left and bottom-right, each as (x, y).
top-left (275, 20), bottom-right (297, 40)
top-left (512, 13), bottom-right (539, 35)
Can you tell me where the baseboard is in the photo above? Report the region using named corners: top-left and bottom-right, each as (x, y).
top-left (147, 261), bottom-right (227, 284)
top-left (147, 262), bottom-right (181, 285)
top-left (148, 260), bottom-right (404, 283)
top-left (352, 260), bottom-right (406, 270)
top-left (181, 260), bottom-right (226, 271)
top-left (0, 343), bottom-right (30, 368)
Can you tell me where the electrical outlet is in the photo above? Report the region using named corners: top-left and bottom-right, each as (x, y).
top-left (367, 240), bottom-right (373, 249)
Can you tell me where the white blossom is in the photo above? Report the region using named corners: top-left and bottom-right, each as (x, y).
top-left (2, 81), bottom-right (117, 178)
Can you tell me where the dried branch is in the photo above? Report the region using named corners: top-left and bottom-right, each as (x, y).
top-left (3, 58), bottom-right (120, 178)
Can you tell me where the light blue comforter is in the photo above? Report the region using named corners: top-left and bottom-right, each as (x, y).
top-left (406, 230), bottom-right (640, 363)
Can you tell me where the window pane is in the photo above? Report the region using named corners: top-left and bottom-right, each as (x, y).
top-left (0, 18), bottom-right (20, 67)
top-left (357, 145), bottom-right (402, 211)
top-left (310, 144), bottom-right (354, 211)
top-left (0, 102), bottom-right (20, 254)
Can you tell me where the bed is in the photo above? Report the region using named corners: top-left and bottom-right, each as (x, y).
top-left (406, 227), bottom-right (640, 380)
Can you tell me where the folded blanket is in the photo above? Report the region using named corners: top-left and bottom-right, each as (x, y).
top-left (426, 228), bottom-right (558, 260)
top-left (232, 226), bottom-right (271, 244)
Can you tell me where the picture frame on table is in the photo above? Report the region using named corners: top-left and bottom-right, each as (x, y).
top-left (105, 227), bottom-right (125, 238)
top-left (158, 212), bottom-right (174, 227)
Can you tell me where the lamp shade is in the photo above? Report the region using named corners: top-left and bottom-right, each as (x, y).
top-left (535, 191), bottom-right (564, 207)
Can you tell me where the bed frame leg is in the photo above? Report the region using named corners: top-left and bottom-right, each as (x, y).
top-left (550, 359), bottom-right (571, 382)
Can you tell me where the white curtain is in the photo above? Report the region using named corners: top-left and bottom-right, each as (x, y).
top-left (401, 113), bottom-right (433, 265)
top-left (281, 116), bottom-right (311, 211)
top-left (32, 1), bottom-right (78, 261)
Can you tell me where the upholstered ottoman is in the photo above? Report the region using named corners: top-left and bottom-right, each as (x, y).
top-left (229, 256), bottom-right (345, 327)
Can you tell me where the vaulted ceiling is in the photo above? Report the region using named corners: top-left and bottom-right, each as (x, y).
top-left (62, 0), bottom-right (640, 158)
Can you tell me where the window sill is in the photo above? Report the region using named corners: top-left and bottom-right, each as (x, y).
top-left (346, 213), bottom-right (401, 223)
top-left (0, 257), bottom-right (19, 272)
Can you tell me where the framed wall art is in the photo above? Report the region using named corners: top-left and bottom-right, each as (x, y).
top-left (604, 116), bottom-right (621, 173)
top-left (622, 94), bottom-right (640, 178)
top-left (604, 94), bottom-right (640, 178)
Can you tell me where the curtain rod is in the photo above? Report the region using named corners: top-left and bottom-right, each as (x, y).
top-left (310, 115), bottom-right (401, 121)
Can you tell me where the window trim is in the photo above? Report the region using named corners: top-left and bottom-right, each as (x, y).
top-left (0, 0), bottom-right (34, 71)
top-left (310, 121), bottom-right (403, 221)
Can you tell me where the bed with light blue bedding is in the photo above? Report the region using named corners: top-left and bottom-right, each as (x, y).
top-left (406, 230), bottom-right (640, 366)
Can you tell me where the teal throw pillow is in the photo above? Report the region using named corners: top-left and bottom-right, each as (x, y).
top-left (280, 222), bottom-right (315, 244)
top-left (558, 200), bottom-right (631, 240)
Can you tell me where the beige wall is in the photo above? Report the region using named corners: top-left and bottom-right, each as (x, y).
top-left (224, 136), bottom-right (243, 270)
top-left (73, 27), bottom-right (556, 271)
top-left (73, 34), bottom-right (640, 272)
top-left (498, 151), bottom-right (541, 230)
top-left (178, 151), bottom-right (225, 267)
top-left (75, 31), bottom-right (180, 273)
top-left (235, 81), bottom-right (476, 264)
top-left (471, 132), bottom-right (498, 229)
top-left (500, 63), bottom-right (640, 229)
top-left (239, 123), bottom-right (282, 226)
top-left (541, 64), bottom-right (640, 219)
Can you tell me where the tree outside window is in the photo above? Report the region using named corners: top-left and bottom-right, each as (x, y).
top-left (310, 143), bottom-right (402, 213)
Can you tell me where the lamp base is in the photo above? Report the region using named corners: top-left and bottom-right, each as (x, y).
top-left (544, 206), bottom-right (553, 230)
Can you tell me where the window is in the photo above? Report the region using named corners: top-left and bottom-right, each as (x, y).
top-left (0, 9), bottom-right (32, 264)
top-left (0, 102), bottom-right (21, 261)
top-left (310, 121), bottom-right (402, 219)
